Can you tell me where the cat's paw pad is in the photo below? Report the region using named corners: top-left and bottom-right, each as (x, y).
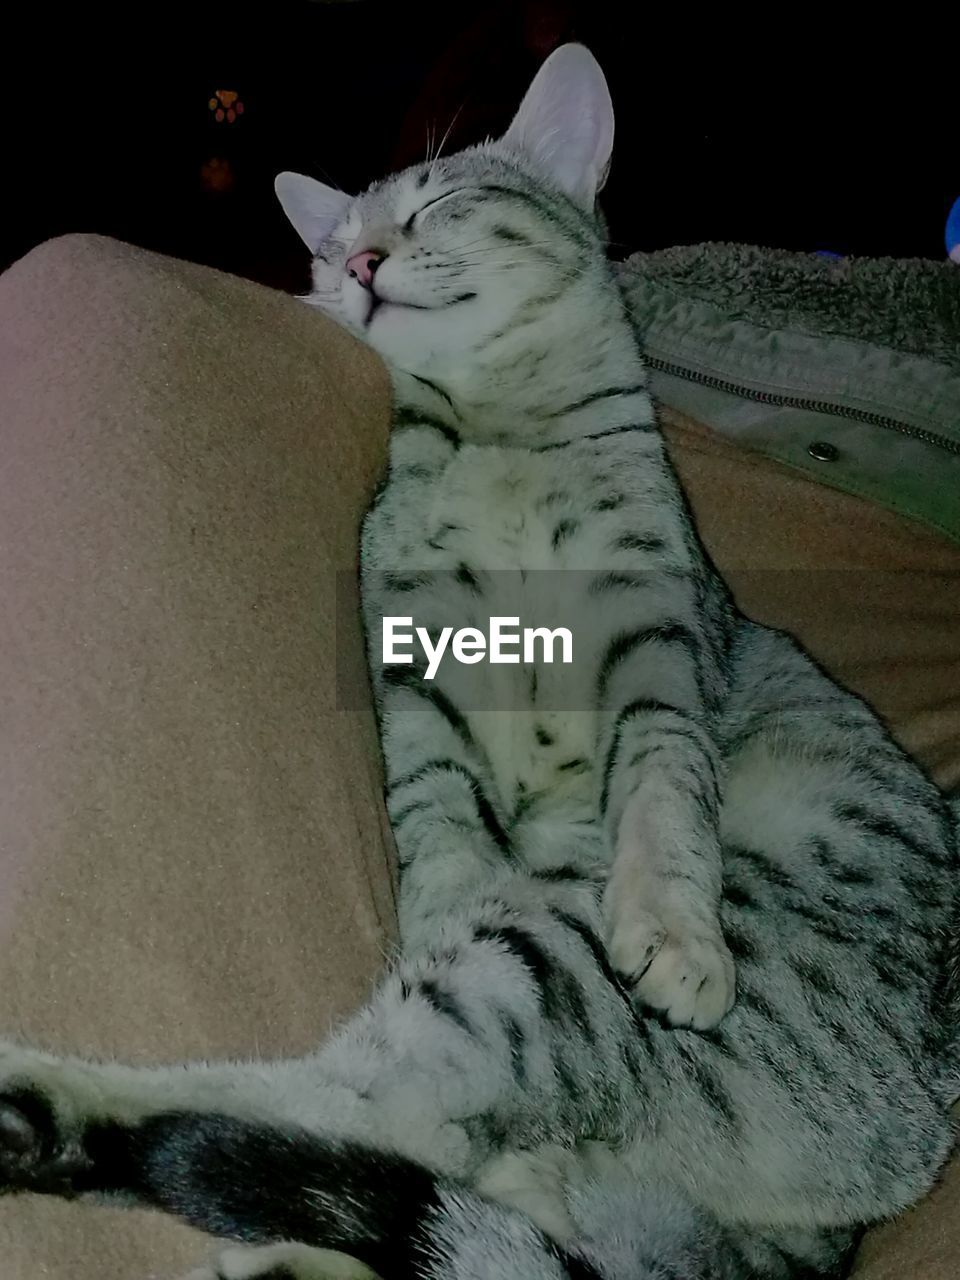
top-left (187, 1244), bottom-right (380, 1280)
top-left (632, 933), bottom-right (736, 1030)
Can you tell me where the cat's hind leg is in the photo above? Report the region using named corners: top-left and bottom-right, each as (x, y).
top-left (0, 874), bottom-right (641, 1235)
top-left (0, 1038), bottom-right (333, 1195)
top-left (478, 1141), bottom-right (856, 1280)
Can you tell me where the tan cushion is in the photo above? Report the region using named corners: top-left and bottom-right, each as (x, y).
top-left (853, 1153), bottom-right (960, 1279)
top-left (0, 235), bottom-right (396, 1277)
top-left (662, 405), bottom-right (960, 792)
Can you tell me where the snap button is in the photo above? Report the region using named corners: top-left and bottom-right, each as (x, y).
top-left (807, 441), bottom-right (839, 462)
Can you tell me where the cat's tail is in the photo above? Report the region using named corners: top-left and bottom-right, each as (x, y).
top-left (79, 1110), bottom-right (837, 1280)
top-left (86, 1109), bottom-right (600, 1279)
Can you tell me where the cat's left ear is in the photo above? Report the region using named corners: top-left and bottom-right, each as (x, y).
top-left (502, 43), bottom-right (614, 209)
top-left (275, 172), bottom-right (353, 253)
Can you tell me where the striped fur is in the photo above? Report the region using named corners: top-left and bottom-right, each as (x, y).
top-left (0, 44), bottom-right (956, 1280)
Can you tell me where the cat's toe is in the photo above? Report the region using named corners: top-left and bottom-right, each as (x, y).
top-left (633, 933), bottom-right (736, 1030)
top-left (604, 907), bottom-right (668, 987)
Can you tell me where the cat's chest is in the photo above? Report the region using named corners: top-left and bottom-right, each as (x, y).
top-left (425, 446), bottom-right (607, 569)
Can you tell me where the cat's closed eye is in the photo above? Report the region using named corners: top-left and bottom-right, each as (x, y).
top-left (404, 190), bottom-right (470, 232)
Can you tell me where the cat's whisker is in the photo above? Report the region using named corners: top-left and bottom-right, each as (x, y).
top-left (418, 254), bottom-right (551, 271)
top-left (428, 102), bottom-right (467, 180)
top-left (305, 163), bottom-right (346, 194)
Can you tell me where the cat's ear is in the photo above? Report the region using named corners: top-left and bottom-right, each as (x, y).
top-left (275, 172), bottom-right (353, 253)
top-left (502, 43), bottom-right (614, 209)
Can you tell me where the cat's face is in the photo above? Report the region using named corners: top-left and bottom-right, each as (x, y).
top-left (276, 44), bottom-right (615, 382)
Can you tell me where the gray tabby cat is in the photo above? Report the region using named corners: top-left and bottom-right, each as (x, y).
top-left (0, 44), bottom-right (956, 1280)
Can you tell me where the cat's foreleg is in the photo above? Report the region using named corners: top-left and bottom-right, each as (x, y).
top-left (377, 676), bottom-right (515, 944)
top-left (597, 602), bottom-right (733, 1029)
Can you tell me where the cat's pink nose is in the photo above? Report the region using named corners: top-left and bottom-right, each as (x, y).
top-left (346, 250), bottom-right (385, 289)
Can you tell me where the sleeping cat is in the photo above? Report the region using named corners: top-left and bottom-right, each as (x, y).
top-left (0, 44), bottom-right (956, 1280)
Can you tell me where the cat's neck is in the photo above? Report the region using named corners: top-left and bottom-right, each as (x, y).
top-left (395, 276), bottom-right (653, 449)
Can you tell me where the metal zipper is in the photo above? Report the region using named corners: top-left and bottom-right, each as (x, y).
top-left (645, 355), bottom-right (960, 458)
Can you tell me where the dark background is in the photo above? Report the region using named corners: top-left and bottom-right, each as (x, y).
top-left (5, 3), bottom-right (955, 294)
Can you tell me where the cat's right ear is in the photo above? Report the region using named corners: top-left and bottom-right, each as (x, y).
top-left (502, 44), bottom-right (614, 209)
top-left (275, 173), bottom-right (353, 253)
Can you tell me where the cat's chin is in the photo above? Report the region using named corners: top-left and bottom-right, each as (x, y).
top-left (363, 296), bottom-right (426, 329)
top-left (354, 309), bottom-right (443, 369)
top-left (337, 292), bottom-right (427, 340)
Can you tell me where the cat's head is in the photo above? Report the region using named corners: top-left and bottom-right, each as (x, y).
top-left (275, 45), bottom-right (637, 426)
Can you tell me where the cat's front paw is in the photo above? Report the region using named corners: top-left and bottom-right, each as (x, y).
top-left (184, 1244), bottom-right (380, 1280)
top-left (0, 1042), bottom-right (91, 1196)
top-left (604, 906), bottom-right (735, 1030)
